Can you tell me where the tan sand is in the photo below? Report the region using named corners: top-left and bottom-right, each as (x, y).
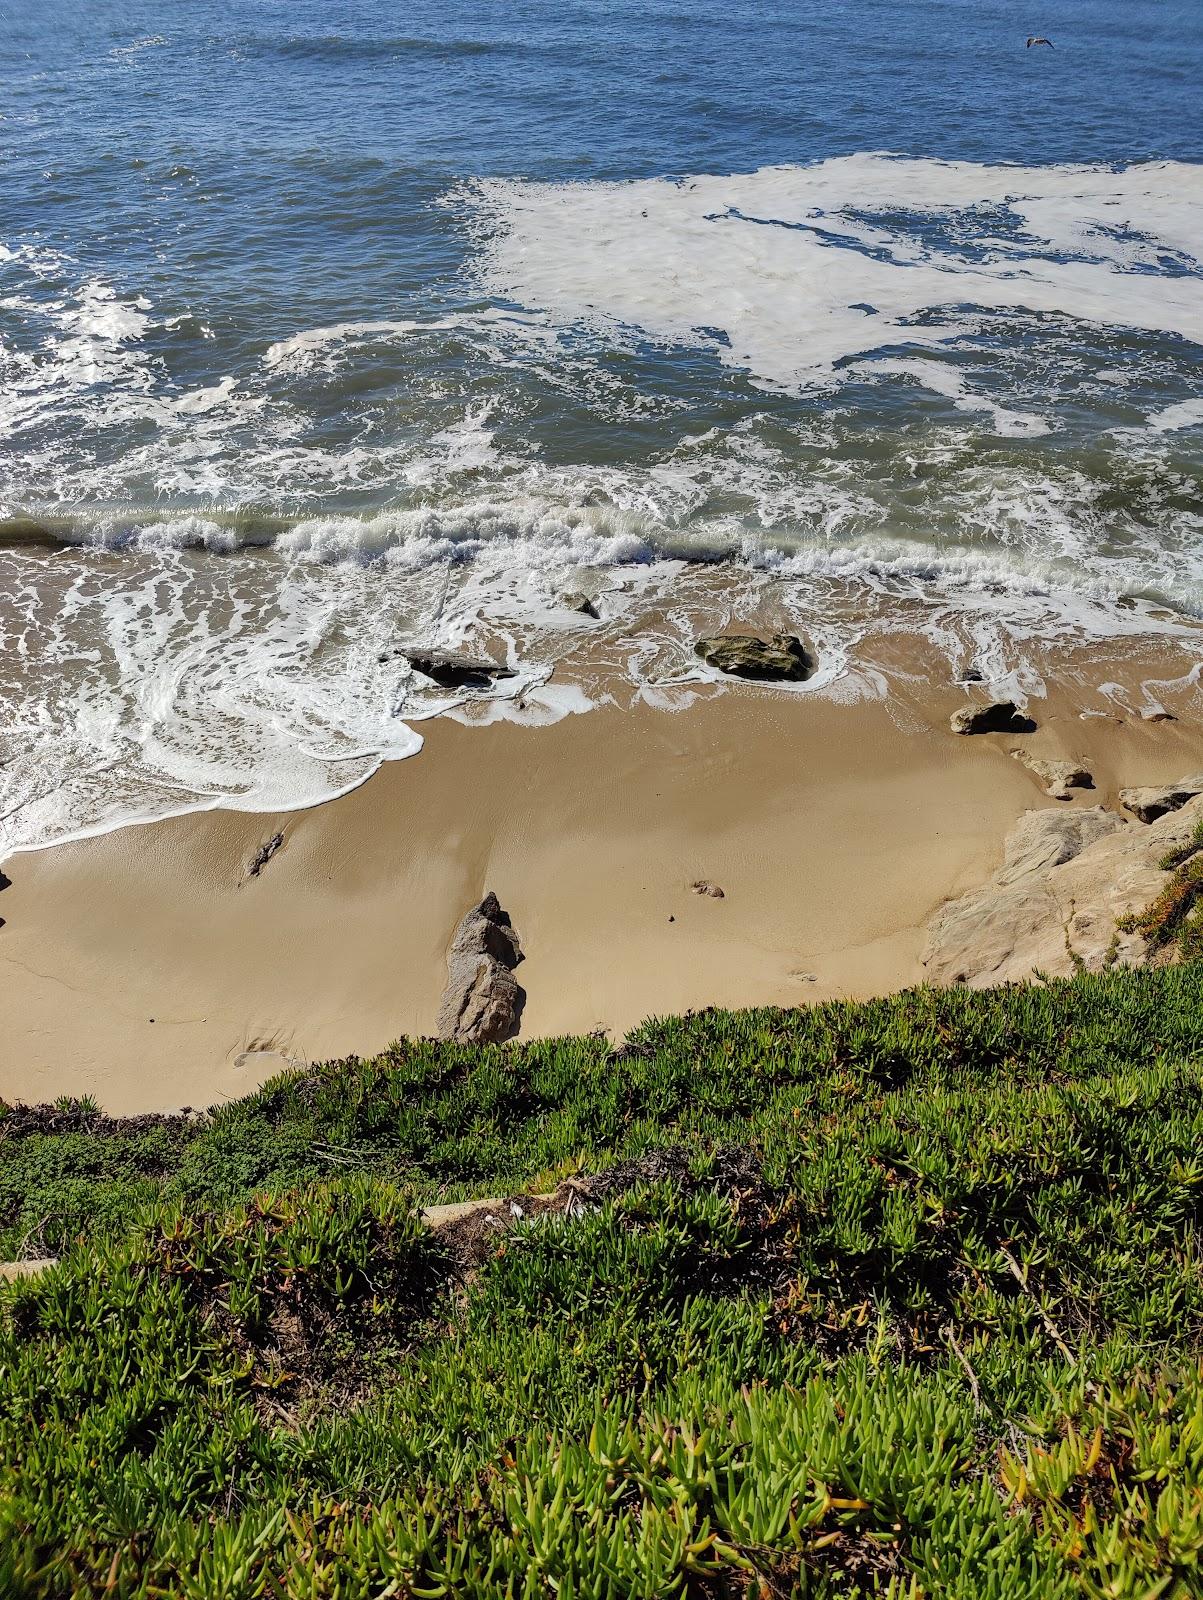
top-left (3, 641), bottom-right (1203, 1113)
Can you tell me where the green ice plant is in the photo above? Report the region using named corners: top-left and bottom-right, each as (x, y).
top-left (1116, 814), bottom-right (1203, 961)
top-left (3, 966), bottom-right (1203, 1594)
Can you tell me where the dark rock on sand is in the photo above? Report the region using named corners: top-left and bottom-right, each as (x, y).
top-left (244, 831), bottom-right (284, 882)
top-left (949, 701), bottom-right (1035, 735)
top-left (436, 892), bottom-right (525, 1044)
top-left (400, 651), bottom-right (517, 689)
top-left (560, 592), bottom-right (600, 618)
top-left (694, 633), bottom-right (815, 683)
top-left (691, 880), bottom-right (725, 898)
top-left (1119, 775), bottom-right (1203, 824)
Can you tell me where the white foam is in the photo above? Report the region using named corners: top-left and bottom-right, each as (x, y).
top-left (169, 377), bottom-right (241, 416)
top-left (463, 155), bottom-right (1203, 399)
top-left (61, 278), bottom-right (152, 346)
top-left (262, 308), bottom-right (545, 373)
top-left (446, 681), bottom-right (594, 728)
top-left (4, 506), bottom-right (1203, 857)
top-left (3, 157), bottom-right (1203, 853)
top-left (853, 358), bottom-right (1052, 437)
top-left (1145, 397), bottom-right (1203, 433)
top-left (263, 319), bottom-right (431, 371)
top-left (108, 35), bottom-right (167, 60)
top-left (273, 501), bottom-right (661, 569)
top-left (0, 251), bottom-right (161, 444)
top-left (0, 547), bottom-right (431, 856)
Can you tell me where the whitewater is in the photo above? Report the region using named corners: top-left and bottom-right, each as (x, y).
top-left (2, 0), bottom-right (1201, 853)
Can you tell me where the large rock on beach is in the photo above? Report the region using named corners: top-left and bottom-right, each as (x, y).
top-left (1119, 775), bottom-right (1203, 825)
top-left (436, 892), bottom-right (525, 1044)
top-left (949, 700), bottom-right (1035, 735)
top-left (694, 633), bottom-right (815, 683)
top-left (1011, 751), bottom-right (1093, 801)
top-left (399, 651), bottom-right (516, 689)
top-left (924, 795), bottom-right (1203, 986)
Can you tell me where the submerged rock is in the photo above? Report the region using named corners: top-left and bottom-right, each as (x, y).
top-left (399, 651), bottom-right (517, 689)
top-left (1119, 775), bottom-right (1203, 824)
top-left (694, 633), bottom-right (815, 683)
top-left (949, 701), bottom-right (1035, 735)
top-left (560, 592), bottom-right (600, 619)
top-left (1011, 751), bottom-right (1093, 801)
top-left (436, 892), bottom-right (525, 1044)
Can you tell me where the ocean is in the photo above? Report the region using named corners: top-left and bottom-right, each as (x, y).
top-left (2, 0), bottom-right (1201, 853)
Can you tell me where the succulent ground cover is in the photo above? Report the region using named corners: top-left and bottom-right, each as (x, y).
top-left (1119, 815), bottom-right (1203, 962)
top-left (3, 967), bottom-right (1203, 1596)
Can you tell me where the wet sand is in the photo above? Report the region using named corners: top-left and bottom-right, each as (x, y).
top-left (3, 647), bottom-right (1203, 1113)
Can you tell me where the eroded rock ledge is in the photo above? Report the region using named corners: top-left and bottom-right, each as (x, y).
top-left (925, 792), bottom-right (1203, 986)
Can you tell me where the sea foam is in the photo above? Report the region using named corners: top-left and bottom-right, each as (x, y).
top-left (461, 155), bottom-right (1203, 392)
top-left (1, 155), bottom-right (1202, 855)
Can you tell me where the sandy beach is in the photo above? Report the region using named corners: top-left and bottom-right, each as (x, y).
top-left (2, 636), bottom-right (1202, 1114)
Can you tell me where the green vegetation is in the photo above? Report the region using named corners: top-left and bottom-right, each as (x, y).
top-left (1157, 815), bottom-right (1203, 875)
top-left (3, 968), bottom-right (1203, 1596)
top-left (1119, 816), bottom-right (1203, 961)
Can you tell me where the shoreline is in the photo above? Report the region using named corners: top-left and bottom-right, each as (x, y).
top-left (3, 639), bottom-right (1203, 1114)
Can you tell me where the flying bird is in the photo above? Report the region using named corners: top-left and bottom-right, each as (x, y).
top-left (1026, 35), bottom-right (1055, 47)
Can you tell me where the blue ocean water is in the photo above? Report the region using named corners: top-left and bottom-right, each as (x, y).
top-left (1, 0), bottom-right (1202, 850)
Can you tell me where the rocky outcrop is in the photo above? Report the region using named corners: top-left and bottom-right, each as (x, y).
top-left (949, 701), bottom-right (1035, 735)
top-left (436, 892), bottom-right (525, 1044)
top-left (924, 796), bottom-right (1203, 986)
top-left (397, 652), bottom-right (517, 689)
top-left (1119, 775), bottom-right (1203, 824)
top-left (993, 807), bottom-right (1123, 887)
top-left (695, 633), bottom-right (815, 683)
top-left (1011, 752), bottom-right (1093, 800)
top-left (0, 1258), bottom-right (57, 1282)
top-left (560, 592), bottom-right (600, 618)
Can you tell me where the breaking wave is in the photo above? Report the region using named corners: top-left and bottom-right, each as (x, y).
top-left (1, 154), bottom-right (1202, 855)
